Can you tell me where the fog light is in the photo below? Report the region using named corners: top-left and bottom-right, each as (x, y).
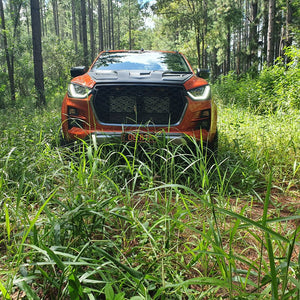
top-left (68, 107), bottom-right (78, 116)
top-left (200, 109), bottom-right (210, 118)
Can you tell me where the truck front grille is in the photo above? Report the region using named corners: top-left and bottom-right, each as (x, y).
top-left (92, 84), bottom-right (186, 125)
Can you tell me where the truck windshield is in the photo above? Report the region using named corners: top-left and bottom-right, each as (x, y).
top-left (91, 51), bottom-right (191, 73)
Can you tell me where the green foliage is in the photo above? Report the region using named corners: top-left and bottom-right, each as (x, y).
top-left (43, 37), bottom-right (84, 96)
top-left (214, 47), bottom-right (300, 113)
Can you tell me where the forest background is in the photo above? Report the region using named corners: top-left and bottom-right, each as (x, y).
top-left (0, 0), bottom-right (299, 107)
top-left (0, 0), bottom-right (300, 299)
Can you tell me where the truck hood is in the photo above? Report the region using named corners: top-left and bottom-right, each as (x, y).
top-left (88, 70), bottom-right (193, 84)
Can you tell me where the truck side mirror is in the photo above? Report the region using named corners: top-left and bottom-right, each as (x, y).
top-left (196, 68), bottom-right (210, 79)
top-left (70, 66), bottom-right (88, 78)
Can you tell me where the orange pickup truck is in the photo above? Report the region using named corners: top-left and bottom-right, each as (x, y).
top-left (61, 50), bottom-right (217, 152)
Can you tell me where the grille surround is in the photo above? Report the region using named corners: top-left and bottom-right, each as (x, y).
top-left (92, 84), bottom-right (187, 126)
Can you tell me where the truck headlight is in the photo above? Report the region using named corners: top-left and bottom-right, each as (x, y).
top-left (68, 83), bottom-right (91, 99)
top-left (187, 85), bottom-right (211, 101)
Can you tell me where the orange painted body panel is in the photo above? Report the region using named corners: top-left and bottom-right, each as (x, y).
top-left (61, 50), bottom-right (217, 144)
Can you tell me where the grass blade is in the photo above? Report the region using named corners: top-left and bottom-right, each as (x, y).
top-left (93, 246), bottom-right (143, 279)
top-left (17, 188), bottom-right (58, 264)
top-left (68, 269), bottom-right (84, 299)
top-left (0, 280), bottom-right (11, 300)
top-left (4, 201), bottom-right (11, 243)
top-left (16, 281), bottom-right (39, 300)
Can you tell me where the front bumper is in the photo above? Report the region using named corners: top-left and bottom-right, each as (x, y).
top-left (64, 124), bottom-right (217, 145)
top-left (90, 131), bottom-right (188, 145)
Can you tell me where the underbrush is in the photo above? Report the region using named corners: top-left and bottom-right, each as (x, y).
top-left (218, 105), bottom-right (300, 192)
top-left (0, 104), bottom-right (299, 299)
top-left (214, 47), bottom-right (300, 114)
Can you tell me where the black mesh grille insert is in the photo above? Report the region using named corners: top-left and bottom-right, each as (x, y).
top-left (92, 84), bottom-right (186, 125)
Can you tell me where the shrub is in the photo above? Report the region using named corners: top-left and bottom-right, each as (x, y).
top-left (214, 46), bottom-right (300, 114)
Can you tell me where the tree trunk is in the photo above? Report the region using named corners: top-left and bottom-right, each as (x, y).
top-left (201, 30), bottom-right (205, 68)
top-left (195, 27), bottom-right (201, 69)
top-left (249, 0), bottom-right (258, 68)
top-left (235, 0), bottom-right (242, 75)
top-left (81, 0), bottom-right (89, 66)
top-left (40, 0), bottom-right (45, 36)
top-left (103, 3), bottom-right (107, 49)
top-left (0, 0), bottom-right (15, 105)
top-left (31, 0), bottom-right (46, 106)
top-left (128, 0), bottom-right (132, 49)
top-left (88, 0), bottom-right (95, 59)
top-left (285, 0), bottom-right (293, 47)
top-left (211, 47), bottom-right (219, 83)
top-left (236, 13), bottom-right (241, 75)
top-left (244, 0), bottom-right (249, 66)
top-left (267, 0), bottom-right (275, 66)
top-left (262, 0), bottom-right (269, 64)
top-left (117, 7), bottom-right (120, 49)
top-left (203, 1), bottom-right (208, 68)
top-left (111, 0), bottom-right (114, 49)
top-left (226, 23), bottom-right (231, 74)
top-left (72, 0), bottom-right (78, 52)
top-left (52, 0), bottom-right (59, 37)
top-left (275, 14), bottom-right (281, 58)
top-left (284, 0), bottom-right (293, 63)
top-left (25, 4), bottom-right (30, 35)
top-left (108, 0), bottom-right (111, 49)
top-left (78, 10), bottom-right (82, 43)
top-left (98, 0), bottom-right (103, 51)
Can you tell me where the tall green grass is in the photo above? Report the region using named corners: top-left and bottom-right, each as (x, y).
top-left (0, 101), bottom-right (299, 299)
top-left (218, 105), bottom-right (300, 192)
